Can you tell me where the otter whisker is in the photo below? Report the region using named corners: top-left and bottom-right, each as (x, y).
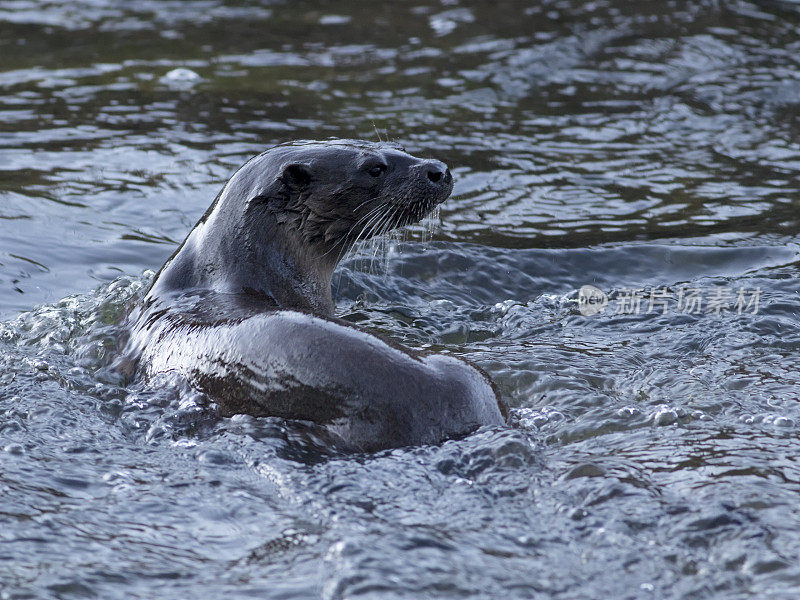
top-left (371, 212), bottom-right (394, 269)
top-left (331, 211), bottom-right (381, 267)
top-left (316, 201), bottom-right (392, 295)
top-left (366, 204), bottom-right (402, 273)
top-left (360, 207), bottom-right (394, 273)
top-left (372, 121), bottom-right (383, 143)
top-left (387, 203), bottom-right (404, 233)
top-left (359, 207), bottom-right (389, 245)
top-left (343, 204), bottom-right (385, 247)
top-left (377, 203), bottom-right (404, 273)
top-left (320, 203), bottom-right (385, 264)
top-left (349, 205), bottom-right (392, 270)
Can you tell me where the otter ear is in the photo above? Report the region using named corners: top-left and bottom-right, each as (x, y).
top-left (280, 163), bottom-right (312, 190)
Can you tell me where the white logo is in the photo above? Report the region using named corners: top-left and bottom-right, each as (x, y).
top-left (576, 285), bottom-right (761, 317)
top-left (578, 285), bottom-right (608, 316)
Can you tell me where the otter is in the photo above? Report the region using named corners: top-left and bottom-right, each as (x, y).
top-left (124, 140), bottom-right (505, 451)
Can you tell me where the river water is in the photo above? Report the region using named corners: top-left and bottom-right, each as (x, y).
top-left (2, 1), bottom-right (800, 598)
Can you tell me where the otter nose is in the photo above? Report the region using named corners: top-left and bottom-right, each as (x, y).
top-left (423, 160), bottom-right (451, 185)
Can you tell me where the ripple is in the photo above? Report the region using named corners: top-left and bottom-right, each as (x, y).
top-left (3, 0), bottom-right (800, 598)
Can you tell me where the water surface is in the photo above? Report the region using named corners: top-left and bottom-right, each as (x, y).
top-left (2, 1), bottom-right (800, 598)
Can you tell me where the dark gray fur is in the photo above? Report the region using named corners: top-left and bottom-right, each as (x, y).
top-left (125, 140), bottom-right (505, 451)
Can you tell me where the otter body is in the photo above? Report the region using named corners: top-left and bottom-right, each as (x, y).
top-left (126, 140), bottom-right (505, 451)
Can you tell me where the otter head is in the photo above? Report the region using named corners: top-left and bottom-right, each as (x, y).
top-left (246, 139), bottom-right (453, 265)
top-left (152, 140), bottom-right (454, 314)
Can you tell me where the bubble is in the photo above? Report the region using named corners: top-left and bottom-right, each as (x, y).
top-left (162, 67), bottom-right (200, 82)
top-left (159, 68), bottom-right (202, 89)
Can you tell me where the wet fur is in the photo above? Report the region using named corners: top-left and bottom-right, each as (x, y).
top-left (124, 140), bottom-right (505, 451)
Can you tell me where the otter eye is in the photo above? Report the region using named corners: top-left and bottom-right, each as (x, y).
top-left (367, 164), bottom-right (387, 178)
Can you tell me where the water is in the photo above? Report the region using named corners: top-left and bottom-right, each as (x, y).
top-left (2, 0), bottom-right (800, 598)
